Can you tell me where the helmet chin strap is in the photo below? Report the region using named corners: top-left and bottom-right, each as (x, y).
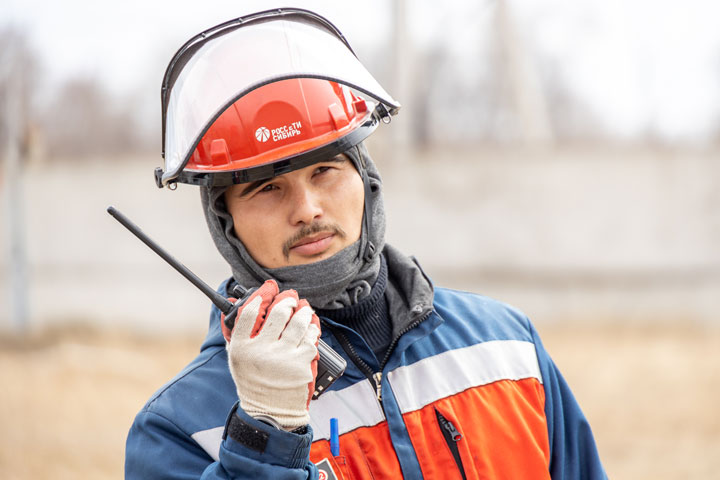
top-left (349, 145), bottom-right (376, 263)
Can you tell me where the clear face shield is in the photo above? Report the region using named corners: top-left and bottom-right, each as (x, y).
top-left (158, 8), bottom-right (400, 188)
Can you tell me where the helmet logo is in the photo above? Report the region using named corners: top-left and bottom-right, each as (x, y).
top-left (255, 127), bottom-right (271, 142)
top-left (271, 121), bottom-right (302, 141)
top-left (255, 122), bottom-right (303, 143)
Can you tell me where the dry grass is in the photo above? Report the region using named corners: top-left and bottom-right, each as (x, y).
top-left (1, 323), bottom-right (718, 479)
top-left (539, 323), bottom-right (720, 480)
top-left (0, 326), bottom-right (200, 479)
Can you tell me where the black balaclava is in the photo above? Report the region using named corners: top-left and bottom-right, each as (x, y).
top-left (200, 142), bottom-right (386, 309)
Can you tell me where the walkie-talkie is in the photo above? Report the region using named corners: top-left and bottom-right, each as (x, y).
top-left (107, 206), bottom-right (346, 399)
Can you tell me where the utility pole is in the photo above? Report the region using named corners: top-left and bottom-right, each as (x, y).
top-left (390, 0), bottom-right (413, 160)
top-left (1, 44), bottom-right (29, 333)
top-left (495, 0), bottom-right (554, 146)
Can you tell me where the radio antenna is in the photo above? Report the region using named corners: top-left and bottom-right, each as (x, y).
top-left (106, 206), bottom-right (234, 314)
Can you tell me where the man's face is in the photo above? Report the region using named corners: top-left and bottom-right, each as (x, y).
top-left (225, 154), bottom-right (365, 268)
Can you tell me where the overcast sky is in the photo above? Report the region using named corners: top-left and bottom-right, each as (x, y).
top-left (3, 0), bottom-right (720, 143)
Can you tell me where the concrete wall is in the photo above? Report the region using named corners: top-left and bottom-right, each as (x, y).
top-left (1, 146), bottom-right (718, 333)
top-left (381, 146), bottom-right (720, 325)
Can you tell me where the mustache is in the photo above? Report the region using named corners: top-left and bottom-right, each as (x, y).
top-left (282, 222), bottom-right (347, 259)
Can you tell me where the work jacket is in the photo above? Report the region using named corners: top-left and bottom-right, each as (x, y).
top-left (125, 279), bottom-right (607, 479)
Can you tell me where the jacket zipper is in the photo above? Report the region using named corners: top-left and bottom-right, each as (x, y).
top-left (378, 309), bottom-right (432, 370)
top-left (322, 309), bottom-right (432, 404)
top-left (323, 322), bottom-right (381, 401)
top-left (434, 408), bottom-right (467, 480)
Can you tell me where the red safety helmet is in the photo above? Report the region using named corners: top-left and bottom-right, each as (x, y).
top-left (177, 78), bottom-right (376, 186)
top-left (156, 8), bottom-right (400, 189)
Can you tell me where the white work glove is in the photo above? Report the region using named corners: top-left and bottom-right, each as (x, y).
top-left (222, 280), bottom-right (320, 430)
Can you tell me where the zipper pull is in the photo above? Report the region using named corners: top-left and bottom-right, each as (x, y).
top-left (373, 372), bottom-right (383, 402)
top-left (443, 419), bottom-right (462, 442)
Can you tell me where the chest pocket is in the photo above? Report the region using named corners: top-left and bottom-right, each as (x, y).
top-left (310, 422), bottom-right (404, 480)
top-left (402, 380), bottom-right (550, 479)
top-left (309, 379), bottom-right (403, 479)
top-left (388, 340), bottom-right (551, 479)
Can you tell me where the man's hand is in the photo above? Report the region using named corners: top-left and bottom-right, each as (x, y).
top-left (223, 280), bottom-right (320, 430)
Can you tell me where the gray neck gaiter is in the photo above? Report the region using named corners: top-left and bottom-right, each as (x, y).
top-left (200, 143), bottom-right (386, 309)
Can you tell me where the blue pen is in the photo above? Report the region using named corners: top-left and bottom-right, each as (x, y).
top-left (330, 417), bottom-right (340, 456)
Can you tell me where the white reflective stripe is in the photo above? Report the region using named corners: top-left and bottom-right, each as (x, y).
top-left (309, 379), bottom-right (385, 441)
top-left (191, 426), bottom-right (224, 461)
top-left (387, 340), bottom-right (542, 414)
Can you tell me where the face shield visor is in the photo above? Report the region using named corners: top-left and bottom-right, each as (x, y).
top-left (157, 8), bottom-right (400, 188)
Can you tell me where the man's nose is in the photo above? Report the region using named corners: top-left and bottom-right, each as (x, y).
top-left (289, 185), bottom-right (323, 225)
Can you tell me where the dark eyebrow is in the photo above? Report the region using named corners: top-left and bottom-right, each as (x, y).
top-left (319, 154), bottom-right (350, 167)
top-left (239, 179), bottom-right (269, 197)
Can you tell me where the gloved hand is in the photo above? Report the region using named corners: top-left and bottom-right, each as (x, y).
top-left (223, 280), bottom-right (320, 430)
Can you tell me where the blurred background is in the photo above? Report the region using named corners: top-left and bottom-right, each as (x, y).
top-left (1, 0), bottom-right (719, 478)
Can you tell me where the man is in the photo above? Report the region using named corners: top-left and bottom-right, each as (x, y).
top-left (126, 9), bottom-right (607, 479)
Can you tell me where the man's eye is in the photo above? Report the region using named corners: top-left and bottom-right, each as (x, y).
top-left (314, 166), bottom-right (332, 175)
top-left (259, 183), bottom-right (276, 193)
